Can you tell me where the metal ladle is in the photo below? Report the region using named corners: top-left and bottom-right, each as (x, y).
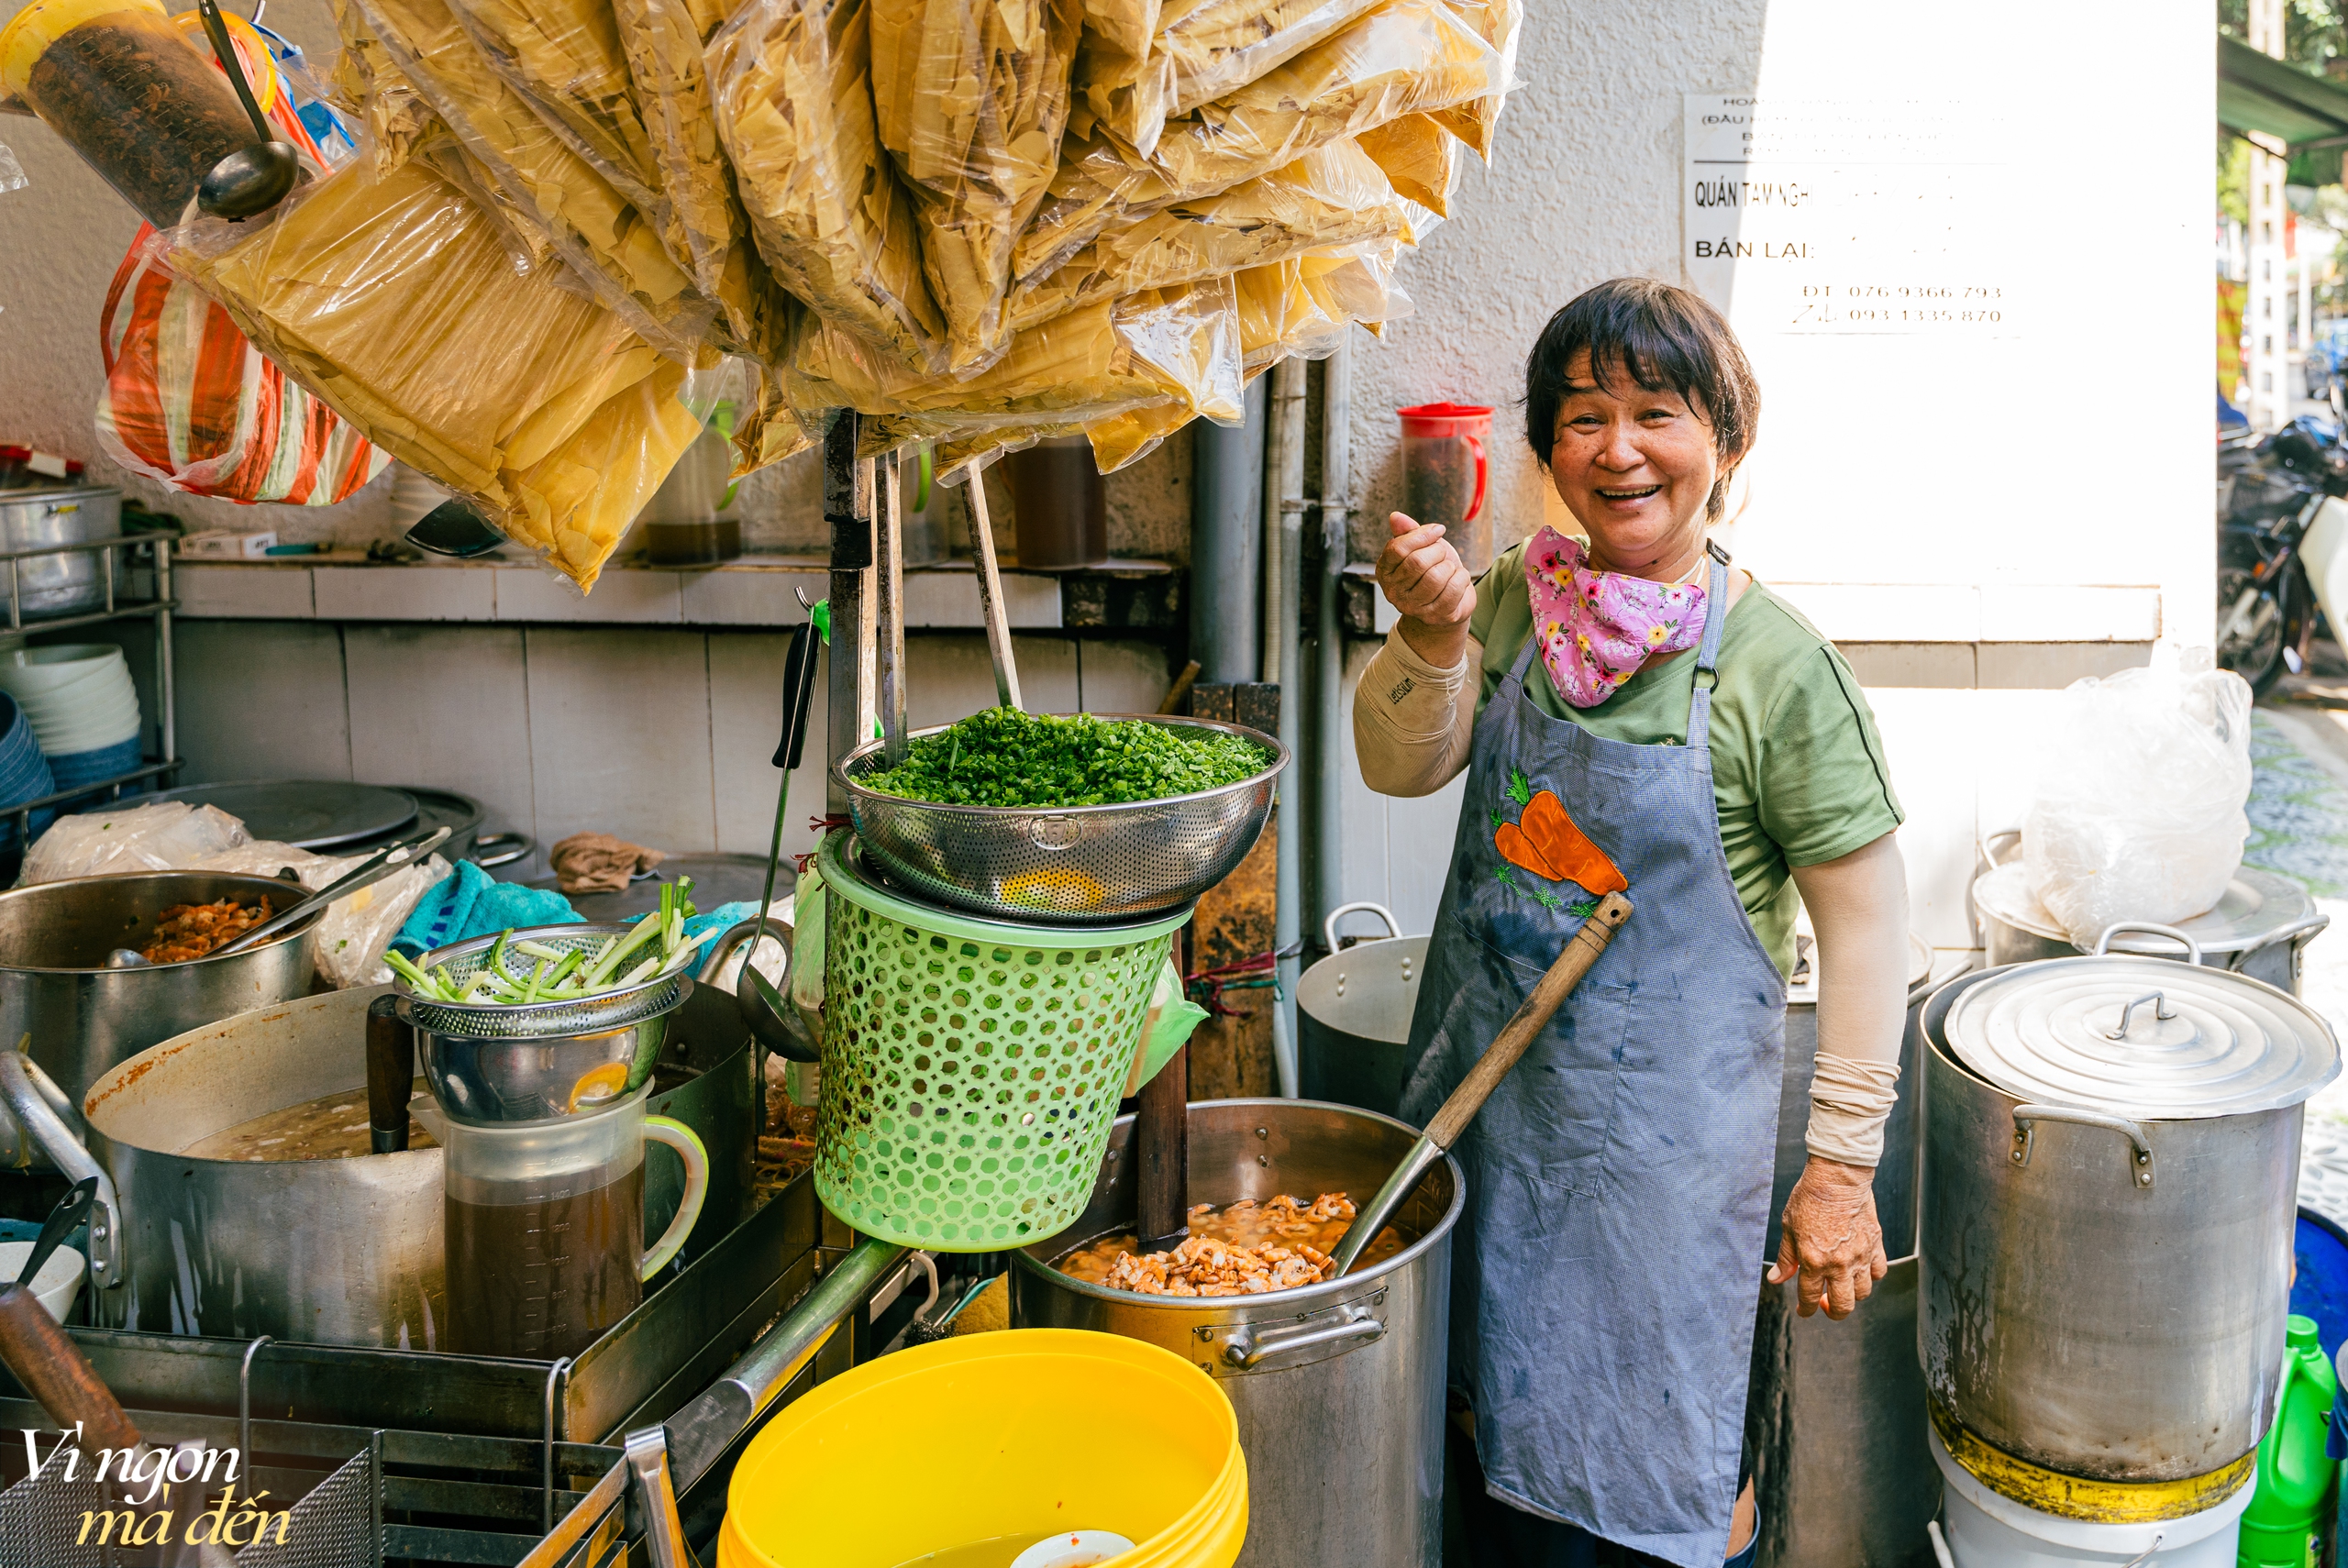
top-left (735, 609), bottom-right (824, 1066)
top-left (192, 0), bottom-right (300, 221)
top-left (404, 497), bottom-right (507, 558)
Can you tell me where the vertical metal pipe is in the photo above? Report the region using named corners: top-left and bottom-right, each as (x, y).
top-left (1316, 341), bottom-right (1352, 944)
top-left (1191, 379), bottom-right (1266, 683)
top-left (1268, 358), bottom-right (1308, 1089)
top-left (155, 538), bottom-right (176, 771)
top-left (874, 448), bottom-right (907, 765)
top-left (825, 414), bottom-right (871, 812)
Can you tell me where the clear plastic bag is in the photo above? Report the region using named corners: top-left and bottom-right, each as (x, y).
top-left (1080, 0), bottom-right (1383, 160)
top-left (1080, 0), bottom-right (1158, 61)
top-left (1357, 110), bottom-right (1454, 215)
top-left (328, 0), bottom-right (441, 172)
top-left (441, 0), bottom-right (669, 212)
top-left (707, 0), bottom-right (947, 371)
top-left (19, 802), bottom-right (250, 883)
top-left (1424, 0), bottom-right (1517, 160)
top-left (171, 159), bottom-right (702, 590)
top-left (191, 844), bottom-right (453, 988)
top-left (354, 0), bottom-right (718, 360)
top-left (1002, 135), bottom-right (1401, 336)
top-left (869, 0), bottom-right (1084, 373)
top-left (789, 275), bottom-right (1241, 437)
top-left (97, 226), bottom-right (393, 505)
top-left (2022, 649), bottom-right (2254, 949)
top-left (1014, 0), bottom-right (1501, 283)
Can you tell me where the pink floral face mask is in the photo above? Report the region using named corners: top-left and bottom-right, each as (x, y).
top-left (1523, 527), bottom-right (1708, 708)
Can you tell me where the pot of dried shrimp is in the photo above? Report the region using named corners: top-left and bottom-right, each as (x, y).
top-left (1011, 1099), bottom-right (1462, 1568)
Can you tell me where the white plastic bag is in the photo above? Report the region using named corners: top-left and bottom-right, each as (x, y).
top-left (2022, 648), bottom-right (2254, 949)
top-left (190, 843), bottom-right (452, 988)
top-left (18, 802), bottom-right (252, 883)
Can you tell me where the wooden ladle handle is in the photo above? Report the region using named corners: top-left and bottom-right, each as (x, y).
top-left (0, 1283), bottom-right (139, 1452)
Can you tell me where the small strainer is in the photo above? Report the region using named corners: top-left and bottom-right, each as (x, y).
top-left (396, 922), bottom-right (688, 1040)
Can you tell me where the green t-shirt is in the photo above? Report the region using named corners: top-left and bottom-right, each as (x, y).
top-left (1467, 539), bottom-right (1904, 977)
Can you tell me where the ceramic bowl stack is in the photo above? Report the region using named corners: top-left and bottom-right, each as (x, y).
top-left (0, 644), bottom-right (141, 794)
top-left (0, 691), bottom-right (53, 845)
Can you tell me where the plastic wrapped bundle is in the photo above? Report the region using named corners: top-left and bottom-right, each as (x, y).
top-left (172, 159), bottom-right (702, 590)
top-left (355, 0), bottom-right (715, 360)
top-left (1080, 0), bottom-right (1157, 60)
top-left (1002, 136), bottom-right (1401, 336)
top-left (708, 0), bottom-right (946, 370)
top-left (1078, 0), bottom-right (1381, 160)
top-left (1357, 111), bottom-right (1453, 215)
top-left (1015, 0), bottom-right (1501, 283)
top-left (1425, 0), bottom-right (1515, 160)
top-left (800, 277), bottom-right (1242, 441)
top-left (442, 0), bottom-right (666, 208)
top-left (869, 0), bottom-right (1084, 373)
top-left (329, 0), bottom-right (439, 171)
top-left (610, 0), bottom-right (791, 359)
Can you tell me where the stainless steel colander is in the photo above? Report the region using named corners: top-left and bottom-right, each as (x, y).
top-left (834, 714), bottom-right (1286, 923)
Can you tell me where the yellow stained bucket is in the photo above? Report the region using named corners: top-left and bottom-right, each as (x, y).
top-left (718, 1330), bottom-right (1246, 1568)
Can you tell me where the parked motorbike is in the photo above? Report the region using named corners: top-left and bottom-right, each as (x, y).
top-left (2219, 414), bottom-right (2348, 694)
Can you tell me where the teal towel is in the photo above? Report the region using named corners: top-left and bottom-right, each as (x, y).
top-left (392, 861), bottom-right (581, 958)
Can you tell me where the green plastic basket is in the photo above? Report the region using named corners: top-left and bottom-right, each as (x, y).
top-left (814, 833), bottom-right (1195, 1251)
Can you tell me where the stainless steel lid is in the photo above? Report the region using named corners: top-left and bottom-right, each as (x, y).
top-left (1972, 861), bottom-right (2318, 956)
top-left (1787, 929), bottom-right (1932, 1007)
top-left (1941, 954), bottom-right (2340, 1118)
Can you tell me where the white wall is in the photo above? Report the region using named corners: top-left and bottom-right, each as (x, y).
top-left (1330, 0), bottom-right (2213, 946)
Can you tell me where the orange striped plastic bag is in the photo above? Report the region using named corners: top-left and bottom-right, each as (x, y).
top-left (94, 225), bottom-right (390, 505)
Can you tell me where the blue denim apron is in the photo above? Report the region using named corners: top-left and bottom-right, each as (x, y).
top-left (1398, 548), bottom-right (1785, 1568)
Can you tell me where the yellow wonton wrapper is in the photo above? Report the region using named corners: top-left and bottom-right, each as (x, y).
top-left (868, 0), bottom-right (1084, 373)
top-left (355, 0), bottom-right (715, 359)
top-left (1002, 136), bottom-right (1401, 337)
top-left (1014, 0), bottom-right (1501, 283)
top-left (1075, 0), bottom-right (1381, 160)
top-left (1357, 111), bottom-right (1456, 216)
top-left (708, 0), bottom-right (946, 370)
top-left (1425, 0), bottom-right (1517, 160)
top-left (172, 160), bottom-right (701, 591)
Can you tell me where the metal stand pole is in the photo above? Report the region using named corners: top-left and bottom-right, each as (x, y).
top-left (875, 449), bottom-right (908, 766)
top-left (825, 415), bottom-right (872, 812)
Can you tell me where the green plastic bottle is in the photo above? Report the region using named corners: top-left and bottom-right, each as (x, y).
top-left (2239, 1316), bottom-right (2341, 1568)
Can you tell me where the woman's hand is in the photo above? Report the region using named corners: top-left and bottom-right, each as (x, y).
top-left (1768, 1154), bottom-right (1888, 1319)
top-left (1376, 512), bottom-right (1476, 668)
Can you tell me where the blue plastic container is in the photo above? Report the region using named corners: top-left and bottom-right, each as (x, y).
top-left (0, 692), bottom-right (55, 846)
top-left (45, 734), bottom-right (141, 792)
top-left (2294, 1209), bottom-right (2348, 1366)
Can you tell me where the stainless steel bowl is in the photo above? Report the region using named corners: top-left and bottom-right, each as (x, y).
top-left (834, 714), bottom-right (1286, 924)
top-left (396, 922), bottom-right (693, 1126)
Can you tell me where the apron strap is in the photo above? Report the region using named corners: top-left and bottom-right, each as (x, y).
top-left (1685, 541), bottom-right (1732, 750)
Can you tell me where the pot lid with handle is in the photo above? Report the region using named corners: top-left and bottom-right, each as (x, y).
top-left (1941, 945), bottom-right (2340, 1118)
top-left (1972, 860), bottom-right (2320, 957)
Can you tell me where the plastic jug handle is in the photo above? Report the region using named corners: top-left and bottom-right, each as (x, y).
top-left (1463, 434), bottom-right (1488, 524)
top-left (640, 1116), bottom-right (709, 1280)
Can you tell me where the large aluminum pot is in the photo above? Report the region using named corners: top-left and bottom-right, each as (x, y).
top-left (1297, 903), bottom-right (1424, 1116)
top-left (0, 869), bottom-right (320, 1101)
top-left (1919, 957), bottom-right (2334, 1483)
top-left (0, 485), bottom-right (120, 619)
top-left (25, 964), bottom-right (755, 1347)
top-left (1973, 832), bottom-right (2324, 994)
top-left (1011, 1099), bottom-right (1462, 1568)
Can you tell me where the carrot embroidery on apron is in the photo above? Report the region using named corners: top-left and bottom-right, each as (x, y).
top-left (1490, 766), bottom-right (1629, 911)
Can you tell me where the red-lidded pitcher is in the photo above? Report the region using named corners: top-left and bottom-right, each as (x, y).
top-left (1398, 403), bottom-right (1493, 571)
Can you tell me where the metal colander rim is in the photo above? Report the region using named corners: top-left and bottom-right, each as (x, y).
top-left (395, 920), bottom-right (692, 1036)
top-left (832, 712), bottom-right (1288, 817)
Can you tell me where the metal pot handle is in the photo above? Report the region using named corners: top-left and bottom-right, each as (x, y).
top-left (1220, 1303), bottom-right (1386, 1370)
top-left (470, 832), bottom-right (532, 869)
top-left (1978, 828), bottom-right (2023, 869)
top-left (2010, 1103), bottom-right (2155, 1188)
top-left (2223, 912), bottom-right (2332, 972)
top-left (2090, 922), bottom-right (2205, 966)
top-left (1323, 901), bottom-right (1401, 955)
top-left (0, 1050), bottom-right (123, 1286)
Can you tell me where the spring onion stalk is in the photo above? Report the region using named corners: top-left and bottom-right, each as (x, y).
top-left (617, 954), bottom-right (662, 988)
top-left (513, 940), bottom-right (569, 962)
top-left (580, 912), bottom-right (663, 989)
top-left (396, 883), bottom-right (714, 1009)
top-left (382, 951), bottom-right (436, 991)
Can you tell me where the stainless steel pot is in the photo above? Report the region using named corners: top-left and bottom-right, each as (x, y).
top-left (0, 485), bottom-right (120, 619)
top-left (1919, 955), bottom-right (2336, 1483)
top-left (1973, 831), bottom-right (2324, 994)
top-left (0, 869), bottom-right (320, 1101)
top-left (1010, 1099), bottom-right (1462, 1568)
top-left (10, 963), bottom-right (756, 1347)
top-left (1296, 903), bottom-right (1424, 1117)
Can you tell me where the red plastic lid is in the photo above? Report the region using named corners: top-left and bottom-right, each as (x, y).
top-left (1397, 403), bottom-right (1493, 419)
top-left (0, 447), bottom-right (28, 462)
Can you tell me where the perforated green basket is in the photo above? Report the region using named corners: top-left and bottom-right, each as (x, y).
top-left (814, 833), bottom-right (1195, 1251)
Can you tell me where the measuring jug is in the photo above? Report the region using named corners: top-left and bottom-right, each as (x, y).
top-left (421, 1087), bottom-right (707, 1359)
top-left (1398, 403), bottom-right (1494, 571)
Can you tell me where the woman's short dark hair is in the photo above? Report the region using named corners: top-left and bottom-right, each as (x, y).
top-left (1523, 278), bottom-right (1760, 521)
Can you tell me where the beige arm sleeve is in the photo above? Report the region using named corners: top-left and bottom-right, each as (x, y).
top-left (1788, 833), bottom-right (1911, 1167)
top-left (1352, 626), bottom-right (1481, 798)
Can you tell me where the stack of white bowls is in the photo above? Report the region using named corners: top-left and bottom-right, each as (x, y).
top-left (0, 644), bottom-right (142, 789)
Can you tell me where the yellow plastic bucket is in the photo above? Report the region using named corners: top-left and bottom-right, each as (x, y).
top-left (717, 1330), bottom-right (1246, 1568)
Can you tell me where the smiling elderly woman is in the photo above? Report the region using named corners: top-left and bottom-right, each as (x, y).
top-left (1353, 278), bottom-right (1912, 1568)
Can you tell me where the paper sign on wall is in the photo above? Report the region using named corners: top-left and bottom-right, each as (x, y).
top-left (1682, 94), bottom-right (2023, 337)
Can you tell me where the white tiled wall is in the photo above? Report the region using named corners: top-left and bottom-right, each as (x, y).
top-left (155, 623), bottom-right (1181, 879)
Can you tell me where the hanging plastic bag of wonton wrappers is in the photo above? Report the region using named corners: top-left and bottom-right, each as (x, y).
top-left (1074, 0), bottom-right (1384, 160)
top-left (1016, 0), bottom-right (1503, 285)
top-left (708, 0), bottom-right (946, 371)
top-left (869, 0), bottom-right (1084, 374)
top-left (1002, 135), bottom-right (1403, 336)
top-left (354, 0), bottom-right (718, 360)
top-left (170, 157), bottom-right (702, 590)
top-left (1425, 0), bottom-right (1518, 160)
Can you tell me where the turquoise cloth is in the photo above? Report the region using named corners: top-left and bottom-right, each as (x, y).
top-left (682, 901), bottom-right (762, 944)
top-left (392, 862), bottom-right (581, 957)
